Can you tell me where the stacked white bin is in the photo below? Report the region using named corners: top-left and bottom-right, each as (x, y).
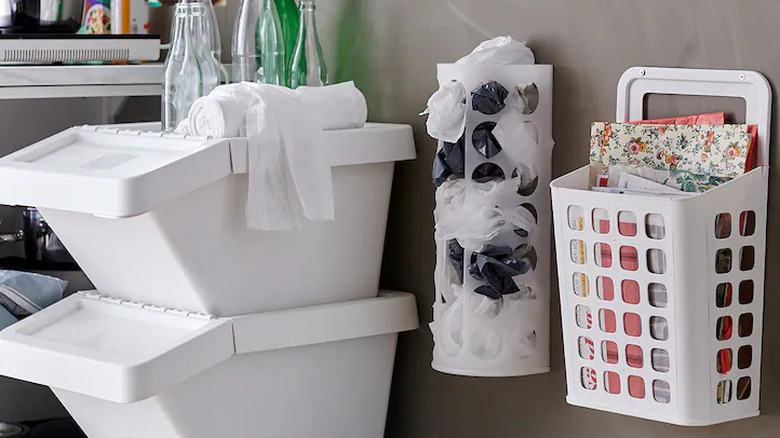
top-left (0, 123), bottom-right (419, 438)
top-left (551, 67), bottom-right (771, 425)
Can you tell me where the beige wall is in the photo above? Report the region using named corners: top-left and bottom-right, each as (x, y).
top-left (215, 1), bottom-right (780, 436)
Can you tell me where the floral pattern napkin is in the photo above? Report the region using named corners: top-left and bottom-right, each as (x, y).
top-left (607, 164), bottom-right (731, 193)
top-left (590, 122), bottom-right (752, 178)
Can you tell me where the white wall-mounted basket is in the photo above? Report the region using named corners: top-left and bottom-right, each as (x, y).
top-left (551, 67), bottom-right (771, 425)
top-left (430, 64), bottom-right (553, 377)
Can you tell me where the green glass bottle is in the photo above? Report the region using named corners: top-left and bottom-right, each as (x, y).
top-left (232, 0), bottom-right (285, 84)
top-left (274, 0), bottom-right (300, 87)
top-left (290, 0), bottom-right (329, 88)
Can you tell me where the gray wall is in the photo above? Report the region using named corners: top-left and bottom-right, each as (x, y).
top-left (218, 0), bottom-right (779, 437)
top-left (9, 0), bottom-right (779, 433)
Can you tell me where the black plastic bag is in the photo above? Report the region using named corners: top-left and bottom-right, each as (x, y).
top-left (448, 239), bottom-right (465, 284)
top-left (472, 163), bottom-right (505, 183)
top-left (468, 245), bottom-right (537, 299)
top-left (472, 122), bottom-right (502, 158)
top-left (442, 136), bottom-right (465, 178)
top-left (433, 136), bottom-right (466, 187)
top-left (475, 285), bottom-right (503, 300)
top-left (471, 81), bottom-right (509, 115)
top-left (432, 152), bottom-right (452, 187)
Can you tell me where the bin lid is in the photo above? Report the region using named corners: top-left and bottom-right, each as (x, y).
top-left (0, 123), bottom-right (415, 218)
top-left (0, 291), bottom-right (234, 404)
top-left (0, 126), bottom-right (234, 218)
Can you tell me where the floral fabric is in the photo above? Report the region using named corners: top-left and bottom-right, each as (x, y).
top-left (607, 164), bottom-right (731, 193)
top-left (590, 122), bottom-right (752, 178)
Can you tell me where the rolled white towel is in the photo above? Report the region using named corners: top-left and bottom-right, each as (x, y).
top-left (294, 81), bottom-right (367, 130)
top-left (188, 81), bottom-right (367, 139)
top-left (188, 82), bottom-right (263, 138)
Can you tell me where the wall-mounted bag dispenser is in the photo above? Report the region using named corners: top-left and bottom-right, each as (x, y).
top-left (429, 63), bottom-right (553, 377)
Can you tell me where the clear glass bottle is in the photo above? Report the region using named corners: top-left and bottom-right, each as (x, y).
top-left (274, 0), bottom-right (299, 86)
top-left (201, 0), bottom-right (230, 84)
top-left (232, 0), bottom-right (286, 84)
top-left (162, 1), bottom-right (221, 131)
top-left (289, 0), bottom-right (328, 88)
top-left (172, 0), bottom-right (227, 84)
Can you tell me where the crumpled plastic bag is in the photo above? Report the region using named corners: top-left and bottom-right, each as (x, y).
top-left (515, 120), bottom-right (540, 146)
top-left (421, 81), bottom-right (467, 142)
top-left (472, 163), bottom-right (505, 183)
top-left (472, 121), bottom-right (502, 158)
top-left (469, 244), bottom-right (537, 299)
top-left (436, 180), bottom-right (538, 242)
top-left (471, 81), bottom-right (509, 115)
top-left (506, 283), bottom-right (536, 301)
top-left (433, 154), bottom-right (451, 187)
top-left (471, 294), bottom-right (503, 318)
top-left (506, 202), bottom-right (538, 237)
top-left (436, 178), bottom-right (467, 210)
top-left (512, 163), bottom-right (539, 196)
top-left (435, 179), bottom-right (514, 246)
top-left (448, 239), bottom-right (465, 285)
top-left (435, 192), bottom-right (504, 244)
top-left (432, 136), bottom-right (466, 187)
top-left (512, 82), bottom-right (540, 115)
top-left (456, 36), bottom-right (535, 65)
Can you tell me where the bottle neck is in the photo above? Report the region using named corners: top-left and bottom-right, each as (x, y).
top-left (172, 3), bottom-right (207, 50)
top-left (299, 1), bottom-right (317, 27)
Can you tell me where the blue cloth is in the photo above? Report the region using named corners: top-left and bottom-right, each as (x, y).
top-left (0, 270), bottom-right (67, 319)
top-left (0, 305), bottom-right (16, 331)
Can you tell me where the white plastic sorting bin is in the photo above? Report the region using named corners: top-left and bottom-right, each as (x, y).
top-left (551, 67), bottom-right (771, 425)
top-left (0, 290), bottom-right (419, 438)
top-left (0, 122), bottom-right (419, 438)
top-left (0, 123), bottom-right (416, 315)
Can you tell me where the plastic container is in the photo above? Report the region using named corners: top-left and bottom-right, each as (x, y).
top-left (0, 290), bottom-right (419, 438)
top-left (430, 63), bottom-right (552, 377)
top-left (0, 123), bottom-right (416, 316)
top-left (551, 67), bottom-right (771, 425)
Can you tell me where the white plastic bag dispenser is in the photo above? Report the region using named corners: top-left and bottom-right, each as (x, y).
top-left (430, 64), bottom-right (553, 377)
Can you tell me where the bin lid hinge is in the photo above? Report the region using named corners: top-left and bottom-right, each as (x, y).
top-left (76, 291), bottom-right (218, 321)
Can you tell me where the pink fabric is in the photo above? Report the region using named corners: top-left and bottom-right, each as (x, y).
top-left (622, 280), bottom-right (640, 304)
top-left (628, 376), bottom-right (646, 399)
top-left (620, 246), bottom-right (639, 271)
top-left (605, 371), bottom-right (621, 394)
top-left (595, 218), bottom-right (610, 234)
top-left (746, 125), bottom-right (759, 170)
top-left (618, 221), bottom-right (637, 237)
top-left (626, 345), bottom-right (644, 368)
top-left (624, 313), bottom-right (642, 337)
top-left (601, 309), bottom-right (617, 333)
top-left (633, 112), bottom-right (726, 125)
top-left (598, 276), bottom-right (614, 301)
top-left (597, 243), bottom-right (612, 268)
top-left (603, 341), bottom-right (619, 364)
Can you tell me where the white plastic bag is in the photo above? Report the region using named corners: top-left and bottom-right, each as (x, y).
top-left (421, 81), bottom-right (467, 142)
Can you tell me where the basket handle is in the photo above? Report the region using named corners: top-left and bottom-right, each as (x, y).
top-left (616, 66), bottom-right (772, 167)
